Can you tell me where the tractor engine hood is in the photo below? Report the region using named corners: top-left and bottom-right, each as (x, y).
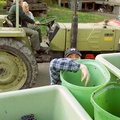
top-left (47, 22), bottom-right (120, 52)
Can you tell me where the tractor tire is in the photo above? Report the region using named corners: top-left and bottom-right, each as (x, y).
top-left (0, 38), bottom-right (38, 92)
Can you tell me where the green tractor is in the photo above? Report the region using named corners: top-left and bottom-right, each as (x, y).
top-left (49, 19), bottom-right (120, 59)
top-left (0, 13), bottom-right (38, 92)
top-left (48, 1), bottom-right (120, 59)
top-left (0, 1), bottom-right (40, 92)
top-left (0, 1), bottom-right (57, 92)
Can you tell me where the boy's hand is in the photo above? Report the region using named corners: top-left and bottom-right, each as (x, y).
top-left (80, 64), bottom-right (90, 87)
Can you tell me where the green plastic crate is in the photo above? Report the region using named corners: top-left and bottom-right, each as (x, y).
top-left (96, 53), bottom-right (120, 82)
top-left (61, 59), bottom-right (110, 118)
top-left (91, 83), bottom-right (120, 120)
top-left (0, 85), bottom-right (92, 120)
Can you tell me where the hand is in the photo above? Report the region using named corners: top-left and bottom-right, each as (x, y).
top-left (35, 21), bottom-right (40, 25)
top-left (80, 64), bottom-right (90, 87)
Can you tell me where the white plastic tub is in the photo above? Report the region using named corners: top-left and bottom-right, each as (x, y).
top-left (0, 85), bottom-right (92, 120)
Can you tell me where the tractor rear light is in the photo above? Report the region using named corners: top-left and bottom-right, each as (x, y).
top-left (85, 54), bottom-right (95, 59)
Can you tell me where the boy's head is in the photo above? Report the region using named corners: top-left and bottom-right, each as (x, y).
top-left (64, 48), bottom-right (82, 60)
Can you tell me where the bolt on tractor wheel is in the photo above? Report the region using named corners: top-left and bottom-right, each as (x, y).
top-left (0, 38), bottom-right (38, 92)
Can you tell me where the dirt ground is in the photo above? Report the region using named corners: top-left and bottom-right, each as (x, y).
top-left (33, 63), bottom-right (50, 88)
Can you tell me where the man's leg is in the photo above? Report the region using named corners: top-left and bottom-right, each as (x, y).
top-left (27, 24), bottom-right (42, 43)
top-left (23, 27), bottom-right (40, 51)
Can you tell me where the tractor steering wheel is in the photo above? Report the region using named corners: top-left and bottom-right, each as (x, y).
top-left (39, 16), bottom-right (57, 29)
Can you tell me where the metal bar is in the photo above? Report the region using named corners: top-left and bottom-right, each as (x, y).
top-left (70, 0), bottom-right (78, 48)
top-left (16, 0), bottom-right (19, 30)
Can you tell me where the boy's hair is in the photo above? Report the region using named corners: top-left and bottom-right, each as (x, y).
top-left (64, 48), bottom-right (82, 57)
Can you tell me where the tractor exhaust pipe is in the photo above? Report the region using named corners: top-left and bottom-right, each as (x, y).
top-left (70, 0), bottom-right (78, 48)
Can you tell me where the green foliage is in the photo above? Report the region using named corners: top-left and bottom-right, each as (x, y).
top-left (47, 5), bottom-right (111, 23)
top-left (0, 0), bottom-right (6, 5)
top-left (0, 0), bottom-right (7, 14)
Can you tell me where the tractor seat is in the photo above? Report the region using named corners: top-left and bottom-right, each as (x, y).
top-left (3, 16), bottom-right (13, 27)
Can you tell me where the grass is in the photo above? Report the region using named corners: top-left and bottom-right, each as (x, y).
top-left (0, 0), bottom-right (7, 14)
top-left (47, 5), bottom-right (111, 23)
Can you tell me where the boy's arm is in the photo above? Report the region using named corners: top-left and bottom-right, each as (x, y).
top-left (50, 58), bottom-right (80, 72)
top-left (50, 58), bottom-right (90, 86)
top-left (80, 64), bottom-right (90, 86)
top-left (49, 58), bottom-right (80, 85)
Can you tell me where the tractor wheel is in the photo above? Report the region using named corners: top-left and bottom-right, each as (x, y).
top-left (0, 38), bottom-right (38, 92)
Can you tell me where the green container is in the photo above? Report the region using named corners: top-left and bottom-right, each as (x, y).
top-left (61, 59), bottom-right (110, 118)
top-left (0, 85), bottom-right (92, 120)
top-left (96, 53), bottom-right (120, 82)
top-left (91, 83), bottom-right (120, 120)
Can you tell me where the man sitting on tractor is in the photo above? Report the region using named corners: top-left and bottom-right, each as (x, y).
top-left (22, 1), bottom-right (42, 46)
top-left (7, 0), bottom-right (43, 56)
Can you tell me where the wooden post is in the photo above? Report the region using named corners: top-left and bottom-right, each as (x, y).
top-left (58, 0), bottom-right (61, 6)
